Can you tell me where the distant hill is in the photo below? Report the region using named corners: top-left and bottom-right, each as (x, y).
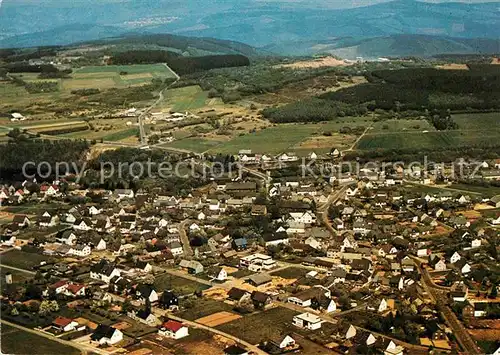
top-left (264, 35), bottom-right (500, 58)
top-left (0, 0), bottom-right (499, 58)
top-left (0, 29), bottom-right (261, 57)
top-left (0, 24), bottom-right (125, 49)
top-left (83, 33), bottom-right (262, 57)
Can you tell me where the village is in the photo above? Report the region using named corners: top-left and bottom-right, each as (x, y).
top-left (1, 151), bottom-right (499, 355)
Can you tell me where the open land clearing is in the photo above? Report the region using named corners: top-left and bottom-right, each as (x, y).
top-left (163, 118), bottom-right (369, 155)
top-left (277, 56), bottom-right (352, 69)
top-left (196, 311), bottom-right (242, 327)
top-left (157, 85), bottom-right (223, 112)
top-left (216, 307), bottom-right (299, 345)
top-left (1, 324), bottom-right (80, 355)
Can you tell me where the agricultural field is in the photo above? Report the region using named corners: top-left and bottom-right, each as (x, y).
top-left (178, 299), bottom-right (234, 321)
top-left (159, 85), bottom-right (221, 112)
top-left (448, 183), bottom-right (500, 197)
top-left (162, 118), bottom-right (370, 155)
top-left (216, 306), bottom-right (299, 344)
top-left (452, 112), bottom-right (500, 131)
top-left (356, 130), bottom-right (500, 150)
top-left (153, 273), bottom-right (210, 296)
top-left (0, 249), bottom-right (54, 271)
top-left (71, 64), bottom-right (176, 89)
top-left (196, 311), bottom-right (242, 327)
top-left (1, 324), bottom-right (81, 355)
top-left (160, 137), bottom-right (226, 153)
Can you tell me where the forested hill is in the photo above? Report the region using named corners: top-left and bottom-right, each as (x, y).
top-left (86, 34), bottom-right (261, 57)
top-left (109, 50), bottom-right (251, 75)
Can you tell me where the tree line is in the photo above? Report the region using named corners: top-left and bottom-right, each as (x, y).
top-left (110, 50), bottom-right (250, 75)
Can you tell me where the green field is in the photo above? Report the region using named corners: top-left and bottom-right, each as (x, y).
top-left (453, 112), bottom-right (500, 130)
top-left (102, 128), bottom-right (138, 141)
top-left (162, 119), bottom-right (369, 155)
top-left (153, 273), bottom-right (209, 295)
top-left (356, 130), bottom-right (500, 150)
top-left (217, 307), bottom-right (299, 345)
top-left (448, 183), bottom-right (500, 197)
top-left (1, 324), bottom-right (81, 355)
top-left (208, 124), bottom-right (320, 154)
top-left (1, 250), bottom-right (54, 271)
top-left (75, 64), bottom-right (173, 75)
top-left (160, 137), bottom-right (225, 153)
top-left (161, 85), bottom-right (212, 111)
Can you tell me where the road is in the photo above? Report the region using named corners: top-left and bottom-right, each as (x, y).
top-left (0, 319), bottom-right (112, 355)
top-left (317, 184), bottom-right (349, 236)
top-left (178, 219), bottom-right (194, 258)
top-left (138, 64), bottom-right (180, 146)
top-left (414, 259), bottom-right (482, 354)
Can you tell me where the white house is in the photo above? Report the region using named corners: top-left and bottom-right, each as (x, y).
top-left (197, 212), bottom-right (206, 220)
top-left (69, 244), bottom-right (91, 257)
top-left (434, 259), bottom-right (447, 272)
top-left (378, 298), bottom-right (388, 313)
top-left (450, 252), bottom-right (461, 264)
top-left (53, 317), bottom-right (79, 332)
top-left (158, 320), bottom-right (189, 339)
top-left (169, 242), bottom-right (184, 256)
top-left (91, 325), bottom-right (123, 345)
top-left (289, 211), bottom-right (315, 225)
top-left (471, 238), bottom-right (482, 248)
top-left (73, 219), bottom-right (92, 231)
top-left (208, 266), bottom-right (227, 281)
top-left (292, 312), bottom-right (323, 330)
top-left (345, 324), bottom-right (357, 339)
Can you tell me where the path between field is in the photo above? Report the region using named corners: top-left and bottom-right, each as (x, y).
top-left (0, 263), bottom-right (36, 275)
top-left (0, 319), bottom-right (112, 355)
top-left (346, 123), bottom-right (373, 151)
top-left (138, 64), bottom-right (180, 145)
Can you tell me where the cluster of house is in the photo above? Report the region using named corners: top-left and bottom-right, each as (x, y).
top-left (237, 149), bottom-right (342, 164)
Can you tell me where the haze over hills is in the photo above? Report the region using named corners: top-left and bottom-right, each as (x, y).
top-left (0, 0), bottom-right (499, 57)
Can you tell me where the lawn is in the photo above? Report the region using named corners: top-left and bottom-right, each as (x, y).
top-left (1, 324), bottom-right (81, 355)
top-left (0, 249), bottom-right (54, 271)
top-left (153, 273), bottom-right (209, 295)
top-left (161, 85), bottom-right (210, 112)
top-left (216, 307), bottom-right (299, 344)
top-left (452, 112), bottom-right (500, 131)
top-left (356, 130), bottom-right (500, 150)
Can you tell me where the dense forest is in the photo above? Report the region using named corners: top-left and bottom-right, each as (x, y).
top-left (110, 50), bottom-right (180, 65)
top-left (262, 98), bottom-right (368, 123)
top-left (110, 50), bottom-right (250, 75)
top-left (263, 66), bottom-right (500, 123)
top-left (0, 139), bottom-right (90, 180)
